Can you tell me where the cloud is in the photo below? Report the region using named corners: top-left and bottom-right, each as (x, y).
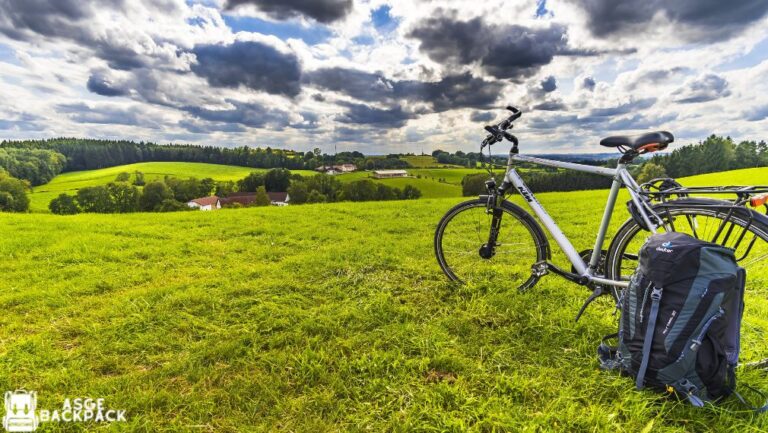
top-left (570, 0), bottom-right (768, 42)
top-left (540, 76), bottom-right (557, 93)
top-left (183, 99), bottom-right (292, 129)
top-left (582, 76), bottom-right (596, 91)
top-left (305, 68), bottom-right (502, 113)
top-left (178, 119), bottom-right (247, 133)
top-left (224, 0), bottom-right (353, 23)
top-left (407, 12), bottom-right (593, 80)
top-left (191, 40), bottom-right (301, 97)
top-left (336, 102), bottom-right (415, 128)
top-left (56, 102), bottom-right (161, 128)
top-left (533, 101), bottom-right (568, 111)
top-left (86, 72), bottom-right (128, 97)
top-left (672, 74), bottom-right (730, 104)
top-left (470, 111), bottom-right (495, 122)
top-left (744, 105), bottom-right (768, 122)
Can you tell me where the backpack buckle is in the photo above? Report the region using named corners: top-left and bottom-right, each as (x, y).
top-left (650, 287), bottom-right (662, 301)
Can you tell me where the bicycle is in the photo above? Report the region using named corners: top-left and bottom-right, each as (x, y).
top-left (434, 107), bottom-right (768, 328)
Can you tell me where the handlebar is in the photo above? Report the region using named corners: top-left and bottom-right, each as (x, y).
top-left (481, 106), bottom-right (521, 150)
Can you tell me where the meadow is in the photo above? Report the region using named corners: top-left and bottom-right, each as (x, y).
top-left (1, 167), bottom-right (767, 431)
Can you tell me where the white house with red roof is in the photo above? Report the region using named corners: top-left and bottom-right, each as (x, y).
top-left (186, 195), bottom-right (221, 211)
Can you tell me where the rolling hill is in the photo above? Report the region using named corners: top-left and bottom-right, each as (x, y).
top-left (1, 168), bottom-right (766, 431)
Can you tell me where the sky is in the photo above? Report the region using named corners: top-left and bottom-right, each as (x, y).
top-left (0, 0), bottom-right (767, 154)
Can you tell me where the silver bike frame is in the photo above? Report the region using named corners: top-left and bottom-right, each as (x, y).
top-left (504, 154), bottom-right (660, 288)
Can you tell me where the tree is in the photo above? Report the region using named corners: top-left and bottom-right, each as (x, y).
top-left (108, 182), bottom-right (140, 213)
top-left (115, 172), bottom-right (130, 182)
top-left (140, 181), bottom-right (173, 211)
top-left (306, 190), bottom-right (326, 203)
top-left (264, 168), bottom-right (291, 192)
top-left (237, 172), bottom-right (265, 192)
top-left (401, 184), bottom-right (422, 199)
top-left (254, 186), bottom-right (270, 206)
top-left (287, 181), bottom-right (309, 204)
top-left (637, 162), bottom-right (668, 184)
top-left (0, 172), bottom-right (30, 212)
top-left (76, 186), bottom-right (115, 213)
top-left (215, 180), bottom-right (235, 197)
top-left (341, 180), bottom-right (378, 201)
top-left (156, 199), bottom-right (190, 212)
top-left (133, 171), bottom-right (145, 186)
top-left (49, 194), bottom-right (80, 215)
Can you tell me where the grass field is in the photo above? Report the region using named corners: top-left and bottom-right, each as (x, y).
top-left (400, 155), bottom-right (465, 168)
top-left (2, 168), bottom-right (767, 431)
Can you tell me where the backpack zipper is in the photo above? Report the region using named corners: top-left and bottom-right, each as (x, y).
top-left (672, 307), bottom-right (725, 363)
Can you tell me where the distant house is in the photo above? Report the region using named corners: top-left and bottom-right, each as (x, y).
top-left (315, 164), bottom-right (357, 174)
top-left (187, 195), bottom-right (221, 211)
top-left (373, 170), bottom-right (408, 179)
top-left (220, 192), bottom-right (290, 207)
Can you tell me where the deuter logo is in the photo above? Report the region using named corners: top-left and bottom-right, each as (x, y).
top-left (656, 241), bottom-right (674, 253)
top-left (3, 390), bottom-right (37, 432)
top-left (3, 390), bottom-right (126, 432)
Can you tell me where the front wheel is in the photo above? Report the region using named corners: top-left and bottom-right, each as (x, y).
top-left (434, 198), bottom-right (549, 289)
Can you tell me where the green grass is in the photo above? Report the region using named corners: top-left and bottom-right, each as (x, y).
top-left (680, 167), bottom-right (767, 186)
top-left (28, 162), bottom-right (316, 212)
top-left (400, 155), bottom-right (464, 168)
top-left (2, 168), bottom-right (768, 431)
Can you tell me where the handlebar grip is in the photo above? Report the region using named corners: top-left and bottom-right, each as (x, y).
top-left (506, 106), bottom-right (522, 121)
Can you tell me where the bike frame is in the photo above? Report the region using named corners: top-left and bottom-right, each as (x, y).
top-left (502, 153), bottom-right (661, 288)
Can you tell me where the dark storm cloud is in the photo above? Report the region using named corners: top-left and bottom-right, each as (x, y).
top-left (0, 0), bottom-right (94, 41)
top-left (86, 73), bottom-right (127, 97)
top-left (191, 41), bottom-right (302, 97)
top-left (570, 0), bottom-right (768, 42)
top-left (470, 111), bottom-right (495, 122)
top-left (183, 100), bottom-right (292, 129)
top-left (303, 67), bottom-right (394, 102)
top-left (305, 68), bottom-right (502, 112)
top-left (540, 76), bottom-right (557, 93)
top-left (672, 74), bottom-right (730, 104)
top-left (336, 103), bottom-right (415, 128)
top-left (0, 0), bottom-right (184, 70)
top-left (582, 77), bottom-right (596, 91)
top-left (533, 101), bottom-right (567, 111)
top-left (56, 102), bottom-right (160, 128)
top-left (407, 12), bottom-right (592, 80)
top-left (224, 0), bottom-right (353, 23)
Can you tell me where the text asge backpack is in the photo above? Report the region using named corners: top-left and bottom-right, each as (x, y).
top-left (598, 232), bottom-right (767, 409)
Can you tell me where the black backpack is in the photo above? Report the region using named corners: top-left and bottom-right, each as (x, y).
top-left (599, 232), bottom-right (766, 409)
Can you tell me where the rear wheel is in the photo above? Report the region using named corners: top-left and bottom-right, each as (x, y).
top-left (606, 199), bottom-right (768, 363)
top-left (434, 198), bottom-right (549, 290)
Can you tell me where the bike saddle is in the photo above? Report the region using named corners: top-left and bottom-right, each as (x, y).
top-left (599, 131), bottom-right (674, 152)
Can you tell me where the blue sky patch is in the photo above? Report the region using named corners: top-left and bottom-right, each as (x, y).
top-left (223, 15), bottom-right (331, 45)
top-left (371, 5), bottom-right (398, 33)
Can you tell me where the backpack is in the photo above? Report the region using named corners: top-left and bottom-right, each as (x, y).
top-left (598, 232), bottom-right (764, 408)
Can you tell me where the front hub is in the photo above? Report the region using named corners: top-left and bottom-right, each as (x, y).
top-left (478, 243), bottom-right (495, 259)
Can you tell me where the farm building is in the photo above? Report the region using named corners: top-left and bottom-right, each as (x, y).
top-left (315, 164), bottom-right (357, 174)
top-left (220, 192), bottom-right (290, 207)
top-left (187, 196), bottom-right (221, 211)
top-left (373, 170), bottom-right (408, 179)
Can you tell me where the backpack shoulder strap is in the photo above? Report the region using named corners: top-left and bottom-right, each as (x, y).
top-left (636, 287), bottom-right (663, 389)
top-left (732, 386), bottom-right (768, 413)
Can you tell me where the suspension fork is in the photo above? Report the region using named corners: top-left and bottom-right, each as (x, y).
top-left (480, 187), bottom-right (506, 259)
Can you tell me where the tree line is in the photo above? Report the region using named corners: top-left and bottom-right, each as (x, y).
top-left (49, 169), bottom-right (422, 214)
top-left (288, 175), bottom-right (421, 204)
top-left (0, 139), bottom-right (412, 175)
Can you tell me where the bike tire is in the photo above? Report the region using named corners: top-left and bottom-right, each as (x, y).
top-left (434, 197), bottom-right (550, 290)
